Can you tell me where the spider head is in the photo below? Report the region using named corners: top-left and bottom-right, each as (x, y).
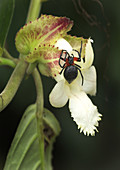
top-left (68, 55), bottom-right (74, 65)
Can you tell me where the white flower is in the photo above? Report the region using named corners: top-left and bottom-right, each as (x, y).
top-left (49, 38), bottom-right (102, 136)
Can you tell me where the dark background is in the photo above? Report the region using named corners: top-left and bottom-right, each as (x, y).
top-left (0, 0), bottom-right (120, 169)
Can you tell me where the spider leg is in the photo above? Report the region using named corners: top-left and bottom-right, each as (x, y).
top-left (72, 41), bottom-right (83, 62)
top-left (59, 63), bottom-right (65, 74)
top-left (78, 68), bottom-right (84, 86)
top-left (80, 40), bottom-right (83, 55)
top-left (60, 50), bottom-right (70, 60)
top-left (75, 63), bottom-right (84, 85)
top-left (64, 50), bottom-right (70, 61)
top-left (74, 63), bottom-right (81, 68)
top-left (72, 49), bottom-right (81, 62)
top-left (59, 50), bottom-right (65, 68)
top-left (60, 50), bottom-right (65, 60)
top-left (59, 57), bottom-right (64, 68)
top-left (59, 50), bottom-right (70, 68)
top-left (79, 41), bottom-right (85, 63)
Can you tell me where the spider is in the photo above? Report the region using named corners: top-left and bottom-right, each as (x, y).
top-left (59, 41), bottom-right (84, 85)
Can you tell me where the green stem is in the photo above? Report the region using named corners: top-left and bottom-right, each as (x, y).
top-left (25, 0), bottom-right (42, 74)
top-left (26, 0), bottom-right (45, 169)
top-left (26, 0), bottom-right (42, 23)
top-left (32, 68), bottom-right (45, 170)
top-left (0, 58), bottom-right (28, 112)
top-left (0, 57), bottom-right (16, 68)
top-left (26, 62), bottom-right (37, 75)
top-left (3, 48), bottom-right (18, 63)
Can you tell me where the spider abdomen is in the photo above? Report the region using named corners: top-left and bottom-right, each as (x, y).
top-left (64, 65), bottom-right (78, 84)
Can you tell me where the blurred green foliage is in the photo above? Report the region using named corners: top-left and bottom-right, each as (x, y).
top-left (0, 0), bottom-right (120, 170)
top-left (0, 0), bottom-right (14, 50)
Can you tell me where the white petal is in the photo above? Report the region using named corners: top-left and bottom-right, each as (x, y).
top-left (54, 73), bottom-right (64, 82)
top-left (80, 38), bottom-right (94, 69)
top-left (67, 75), bottom-right (83, 96)
top-left (55, 38), bottom-right (72, 52)
top-left (49, 80), bottom-right (69, 107)
top-left (69, 91), bottom-right (102, 136)
top-left (82, 66), bottom-right (97, 96)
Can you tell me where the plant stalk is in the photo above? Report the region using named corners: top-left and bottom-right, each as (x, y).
top-left (26, 0), bottom-right (42, 23)
top-left (32, 68), bottom-right (45, 170)
top-left (26, 1), bottom-right (45, 169)
top-left (0, 57), bottom-right (16, 68)
top-left (0, 58), bottom-right (28, 112)
top-left (3, 48), bottom-right (18, 63)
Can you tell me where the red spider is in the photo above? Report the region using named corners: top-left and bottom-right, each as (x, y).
top-left (59, 41), bottom-right (84, 84)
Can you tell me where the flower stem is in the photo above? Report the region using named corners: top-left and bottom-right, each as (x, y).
top-left (26, 62), bottom-right (37, 75)
top-left (3, 48), bottom-right (18, 63)
top-left (0, 57), bottom-right (16, 68)
top-left (26, 0), bottom-right (45, 169)
top-left (32, 68), bottom-right (45, 170)
top-left (26, 0), bottom-right (42, 23)
top-left (0, 57), bottom-right (28, 112)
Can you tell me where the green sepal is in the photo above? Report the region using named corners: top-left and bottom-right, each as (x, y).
top-left (64, 35), bottom-right (88, 59)
top-left (64, 35), bottom-right (94, 69)
top-left (3, 104), bottom-right (61, 170)
top-left (26, 44), bottom-right (61, 77)
top-left (15, 14), bottom-right (73, 55)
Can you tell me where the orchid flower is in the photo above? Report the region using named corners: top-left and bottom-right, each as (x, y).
top-left (15, 14), bottom-right (102, 136)
top-left (49, 38), bottom-right (102, 136)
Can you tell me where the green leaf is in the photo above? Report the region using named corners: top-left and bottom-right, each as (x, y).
top-left (43, 108), bottom-right (61, 170)
top-left (4, 104), bottom-right (61, 170)
top-left (0, 0), bottom-right (15, 54)
top-left (15, 14), bottom-right (73, 55)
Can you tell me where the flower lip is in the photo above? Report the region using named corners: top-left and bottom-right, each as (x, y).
top-left (69, 91), bottom-right (102, 136)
